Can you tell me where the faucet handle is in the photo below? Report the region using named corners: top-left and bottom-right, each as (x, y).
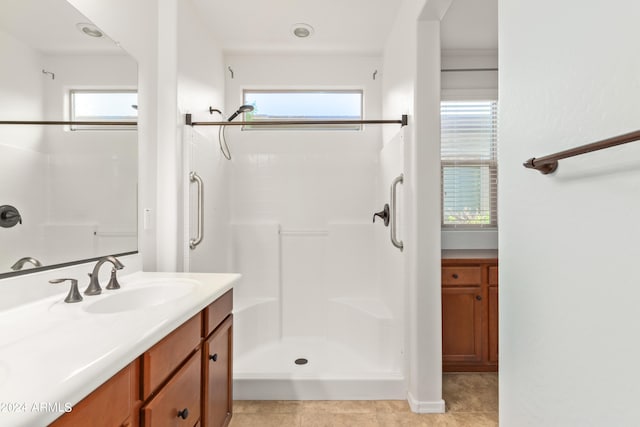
top-left (373, 204), bottom-right (390, 227)
top-left (84, 272), bottom-right (101, 296)
top-left (49, 278), bottom-right (83, 303)
top-left (105, 268), bottom-right (121, 290)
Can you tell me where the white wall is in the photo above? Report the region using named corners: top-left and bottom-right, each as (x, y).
top-left (500, 1), bottom-right (640, 425)
top-left (0, 30), bottom-right (47, 271)
top-left (382, 0), bottom-right (450, 412)
top-left (177, 0), bottom-right (227, 273)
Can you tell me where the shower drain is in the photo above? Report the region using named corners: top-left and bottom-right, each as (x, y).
top-left (294, 358), bottom-right (308, 365)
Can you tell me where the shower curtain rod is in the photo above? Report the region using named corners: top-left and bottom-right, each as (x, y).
top-left (0, 120), bottom-right (137, 126)
top-left (441, 68), bottom-right (498, 72)
top-left (185, 114), bottom-right (408, 127)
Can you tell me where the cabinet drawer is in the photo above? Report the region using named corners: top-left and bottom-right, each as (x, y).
top-left (143, 313), bottom-right (202, 398)
top-left (204, 290), bottom-right (233, 337)
top-left (488, 266), bottom-right (498, 285)
top-left (50, 363), bottom-right (133, 427)
top-left (143, 349), bottom-right (201, 427)
top-left (442, 267), bottom-right (481, 285)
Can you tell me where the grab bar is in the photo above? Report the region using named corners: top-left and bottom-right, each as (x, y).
top-left (390, 173), bottom-right (404, 251)
top-left (189, 171), bottom-right (203, 249)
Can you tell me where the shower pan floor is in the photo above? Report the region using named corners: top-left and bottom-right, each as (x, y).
top-left (233, 337), bottom-right (405, 400)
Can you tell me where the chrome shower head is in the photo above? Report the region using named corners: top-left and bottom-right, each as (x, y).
top-left (227, 104), bottom-right (254, 122)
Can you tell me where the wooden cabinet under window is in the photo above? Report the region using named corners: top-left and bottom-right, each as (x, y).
top-left (442, 259), bottom-right (498, 372)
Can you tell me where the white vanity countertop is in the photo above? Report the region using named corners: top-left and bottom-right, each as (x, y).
top-left (0, 271), bottom-right (240, 427)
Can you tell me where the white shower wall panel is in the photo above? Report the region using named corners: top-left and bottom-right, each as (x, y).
top-left (230, 151), bottom-right (378, 229)
top-left (326, 224), bottom-right (377, 299)
top-left (281, 234), bottom-right (328, 338)
top-left (230, 223), bottom-right (280, 301)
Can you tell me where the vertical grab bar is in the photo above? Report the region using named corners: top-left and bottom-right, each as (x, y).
top-left (390, 173), bottom-right (404, 251)
top-left (189, 171), bottom-right (203, 250)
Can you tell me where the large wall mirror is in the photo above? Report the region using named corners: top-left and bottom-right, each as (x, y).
top-left (0, 0), bottom-right (138, 277)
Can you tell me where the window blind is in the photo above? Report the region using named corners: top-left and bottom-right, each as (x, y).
top-left (441, 100), bottom-right (498, 228)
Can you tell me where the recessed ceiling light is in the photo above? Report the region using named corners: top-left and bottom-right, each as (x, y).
top-left (292, 23), bottom-right (314, 38)
top-left (76, 23), bottom-right (103, 38)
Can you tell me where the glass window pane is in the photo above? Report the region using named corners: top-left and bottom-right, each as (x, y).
top-left (442, 165), bottom-right (492, 226)
top-left (242, 90), bottom-right (362, 130)
top-left (70, 90), bottom-right (137, 130)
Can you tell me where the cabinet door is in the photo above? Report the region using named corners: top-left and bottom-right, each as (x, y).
top-left (442, 286), bottom-right (483, 363)
top-left (50, 363), bottom-right (134, 427)
top-left (488, 285), bottom-right (499, 363)
top-left (142, 350), bottom-right (201, 427)
top-left (203, 315), bottom-right (233, 427)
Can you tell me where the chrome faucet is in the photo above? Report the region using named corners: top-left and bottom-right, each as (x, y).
top-left (85, 256), bottom-right (124, 295)
top-left (11, 257), bottom-right (42, 271)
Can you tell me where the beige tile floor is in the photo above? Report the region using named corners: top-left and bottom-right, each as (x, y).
top-left (229, 373), bottom-right (498, 427)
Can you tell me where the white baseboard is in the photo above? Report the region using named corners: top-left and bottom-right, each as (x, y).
top-left (407, 391), bottom-right (446, 413)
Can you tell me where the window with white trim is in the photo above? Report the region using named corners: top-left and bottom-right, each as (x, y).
top-left (242, 90), bottom-right (363, 130)
top-left (441, 100), bottom-right (498, 228)
top-left (69, 90), bottom-right (137, 130)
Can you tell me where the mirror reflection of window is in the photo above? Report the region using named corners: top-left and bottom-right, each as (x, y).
top-left (0, 0), bottom-right (138, 277)
top-left (70, 90), bottom-right (138, 130)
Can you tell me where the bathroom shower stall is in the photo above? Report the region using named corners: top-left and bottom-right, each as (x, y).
top-left (185, 55), bottom-right (408, 400)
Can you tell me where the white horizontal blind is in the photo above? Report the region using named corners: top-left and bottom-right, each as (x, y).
top-left (441, 101), bottom-right (498, 228)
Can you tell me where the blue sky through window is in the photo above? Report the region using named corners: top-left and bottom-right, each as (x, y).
top-left (243, 91), bottom-right (362, 119)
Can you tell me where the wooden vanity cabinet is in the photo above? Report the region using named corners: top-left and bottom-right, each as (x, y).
top-left (202, 291), bottom-right (233, 427)
top-left (50, 361), bottom-right (139, 427)
top-left (49, 290), bottom-right (233, 427)
top-left (442, 259), bottom-right (498, 372)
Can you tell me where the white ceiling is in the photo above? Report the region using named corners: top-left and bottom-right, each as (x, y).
top-left (0, 0), bottom-right (122, 55)
top-left (191, 0), bottom-right (403, 55)
top-left (0, 0), bottom-right (496, 57)
top-left (192, 0), bottom-right (497, 55)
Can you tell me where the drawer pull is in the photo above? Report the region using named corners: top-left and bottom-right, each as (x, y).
top-left (177, 408), bottom-right (189, 420)
top-left (476, 295), bottom-right (482, 301)
top-left (209, 353), bottom-right (218, 362)
top-left (452, 273), bottom-right (459, 279)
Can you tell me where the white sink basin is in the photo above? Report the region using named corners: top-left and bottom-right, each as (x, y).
top-left (83, 279), bottom-right (198, 314)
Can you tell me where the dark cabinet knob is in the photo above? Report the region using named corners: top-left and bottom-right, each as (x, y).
top-left (452, 274), bottom-right (459, 279)
top-left (475, 295), bottom-right (482, 301)
top-left (177, 408), bottom-right (189, 419)
top-left (209, 353), bottom-right (218, 362)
